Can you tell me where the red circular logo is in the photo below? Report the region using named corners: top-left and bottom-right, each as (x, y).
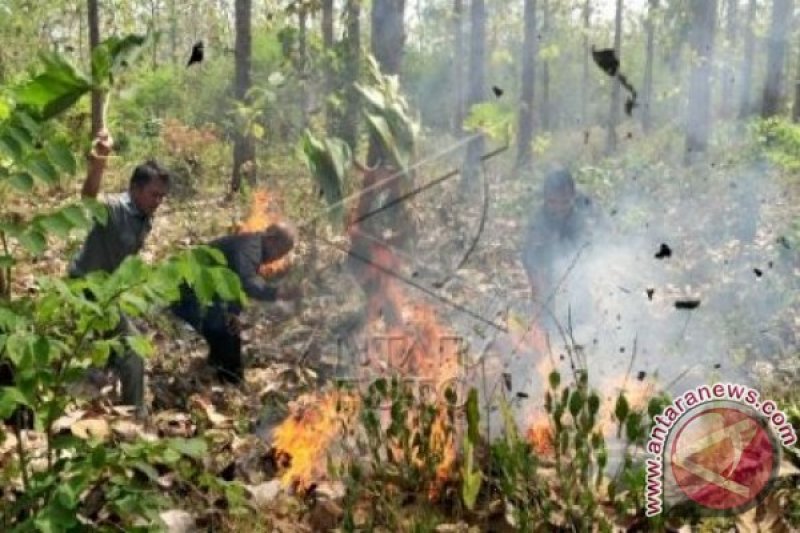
top-left (670, 405), bottom-right (777, 511)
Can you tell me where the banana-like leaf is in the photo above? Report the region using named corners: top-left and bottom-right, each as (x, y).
top-left (301, 130), bottom-right (351, 225)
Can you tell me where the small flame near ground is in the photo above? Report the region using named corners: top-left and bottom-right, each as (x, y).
top-left (237, 189), bottom-right (291, 278)
top-left (522, 325), bottom-right (655, 452)
top-left (271, 391), bottom-right (359, 489)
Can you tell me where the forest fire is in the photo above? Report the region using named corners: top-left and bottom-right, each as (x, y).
top-left (237, 189), bottom-right (291, 278)
top-left (271, 192), bottom-right (461, 493)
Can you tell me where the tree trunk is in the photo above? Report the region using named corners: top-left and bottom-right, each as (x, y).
top-left (298, 7), bottom-right (308, 129)
top-left (516, 0), bottom-right (537, 169)
top-left (761, 0), bottom-right (793, 118)
top-left (150, 0), bottom-right (158, 70)
top-left (794, 35), bottom-right (800, 121)
top-left (340, 0), bottom-right (361, 151)
top-left (738, 0), bottom-right (757, 118)
top-left (370, 0), bottom-right (406, 75)
top-left (606, 0), bottom-right (622, 153)
top-left (232, 0), bottom-right (254, 193)
top-left (720, 0), bottom-right (738, 117)
top-left (169, 0), bottom-right (178, 66)
top-left (452, 0), bottom-right (465, 135)
top-left (540, 0), bottom-right (551, 131)
top-left (88, 0), bottom-right (102, 137)
top-left (322, 0), bottom-right (334, 134)
top-left (463, 0), bottom-right (486, 187)
top-left (641, 0), bottom-right (655, 132)
top-left (581, 0), bottom-right (590, 128)
top-left (368, 0), bottom-right (406, 166)
top-left (685, 0), bottom-right (717, 162)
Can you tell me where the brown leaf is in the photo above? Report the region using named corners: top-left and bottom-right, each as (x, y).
top-left (71, 418), bottom-right (111, 441)
top-left (158, 509), bottom-right (196, 533)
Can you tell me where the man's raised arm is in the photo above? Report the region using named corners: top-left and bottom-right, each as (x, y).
top-left (81, 130), bottom-right (113, 199)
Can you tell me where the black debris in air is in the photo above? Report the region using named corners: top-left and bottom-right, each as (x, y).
top-left (187, 41), bottom-right (204, 67)
top-left (753, 268), bottom-right (763, 277)
top-left (646, 288), bottom-right (655, 300)
top-left (654, 243), bottom-right (672, 259)
top-left (591, 46), bottom-right (638, 116)
top-left (674, 299), bottom-right (701, 310)
top-left (492, 86), bottom-right (504, 98)
top-left (637, 371), bottom-right (647, 381)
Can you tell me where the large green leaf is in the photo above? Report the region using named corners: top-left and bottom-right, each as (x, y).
top-left (91, 34), bottom-right (149, 85)
top-left (45, 140), bottom-right (77, 175)
top-left (6, 125), bottom-right (33, 151)
top-left (26, 154), bottom-right (59, 185)
top-left (17, 229), bottom-right (47, 255)
top-left (126, 335), bottom-right (154, 358)
top-left (0, 386), bottom-right (29, 418)
top-left (0, 133), bottom-right (23, 160)
top-left (14, 53), bottom-right (91, 120)
top-left (355, 58), bottom-right (418, 171)
top-left (7, 172), bottom-right (34, 192)
top-left (60, 204), bottom-right (89, 229)
top-left (363, 112), bottom-right (408, 170)
top-left (38, 212), bottom-right (73, 238)
top-left (210, 267), bottom-right (245, 303)
top-left (301, 130), bottom-right (350, 225)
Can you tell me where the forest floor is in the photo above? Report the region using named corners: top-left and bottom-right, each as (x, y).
top-left (1, 134), bottom-right (799, 531)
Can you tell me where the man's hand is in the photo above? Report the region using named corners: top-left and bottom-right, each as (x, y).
top-left (82, 129), bottom-right (114, 199)
top-left (89, 129), bottom-right (114, 159)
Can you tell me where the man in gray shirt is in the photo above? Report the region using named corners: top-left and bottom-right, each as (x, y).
top-left (70, 130), bottom-right (169, 413)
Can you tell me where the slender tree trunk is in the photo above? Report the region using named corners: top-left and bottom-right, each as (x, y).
top-left (341, 0), bottom-right (361, 151)
top-left (761, 0), bottom-right (793, 118)
top-left (452, 0), bottom-right (465, 135)
top-left (738, 0), bottom-right (757, 118)
top-left (540, 0), bottom-right (551, 131)
top-left (641, 0), bottom-right (656, 131)
top-left (322, 0), bottom-right (334, 134)
top-left (606, 0), bottom-right (622, 153)
top-left (232, 0), bottom-right (254, 192)
top-left (150, 0), bottom-right (158, 70)
top-left (370, 0), bottom-right (406, 75)
top-left (298, 7), bottom-right (308, 129)
top-left (721, 0), bottom-right (738, 117)
top-left (794, 37), bottom-right (800, 121)
top-left (169, 0), bottom-right (178, 66)
top-left (581, 0), bottom-right (590, 128)
top-left (685, 0), bottom-right (717, 162)
top-left (88, 0), bottom-right (102, 137)
top-left (368, 0), bottom-right (406, 166)
top-left (516, 0), bottom-right (537, 169)
top-left (463, 0), bottom-right (486, 187)
top-left (78, 2), bottom-right (85, 64)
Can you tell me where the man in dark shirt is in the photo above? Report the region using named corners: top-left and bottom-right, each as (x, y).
top-left (521, 168), bottom-right (602, 307)
top-left (171, 221), bottom-right (299, 383)
top-left (70, 130), bottom-right (170, 413)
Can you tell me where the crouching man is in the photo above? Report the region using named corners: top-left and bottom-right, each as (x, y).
top-left (171, 222), bottom-right (299, 383)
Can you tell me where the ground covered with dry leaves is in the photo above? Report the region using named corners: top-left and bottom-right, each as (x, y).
top-left (1, 138), bottom-right (799, 531)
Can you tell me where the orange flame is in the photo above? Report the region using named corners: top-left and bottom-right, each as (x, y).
top-left (237, 189), bottom-right (290, 278)
top-left (526, 419), bottom-right (555, 456)
top-left (271, 391), bottom-right (358, 489)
